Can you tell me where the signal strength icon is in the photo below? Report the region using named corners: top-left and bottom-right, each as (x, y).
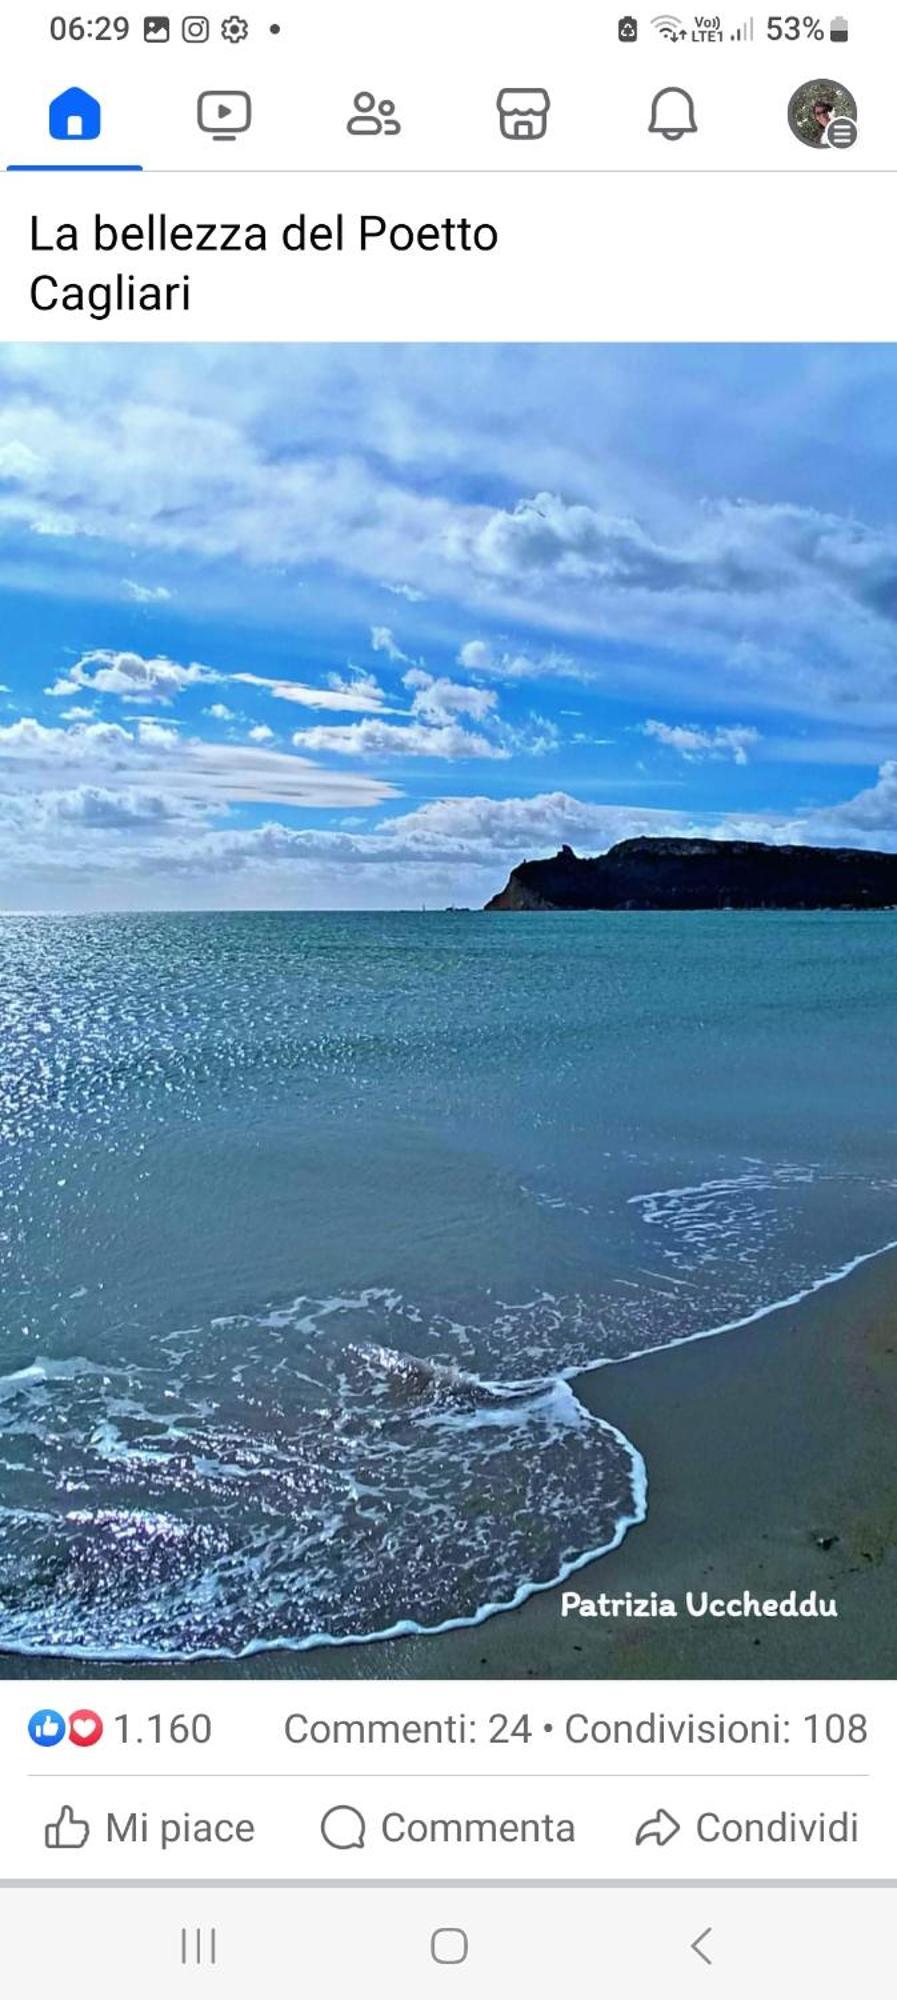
top-left (731, 15), bottom-right (755, 36)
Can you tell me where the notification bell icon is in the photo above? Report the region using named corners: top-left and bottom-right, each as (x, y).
top-left (649, 86), bottom-right (698, 139)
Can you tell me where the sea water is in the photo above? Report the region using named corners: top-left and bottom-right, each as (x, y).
top-left (1, 909), bottom-right (896, 1660)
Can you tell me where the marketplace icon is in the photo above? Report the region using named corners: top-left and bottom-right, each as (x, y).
top-left (497, 87), bottom-right (550, 140)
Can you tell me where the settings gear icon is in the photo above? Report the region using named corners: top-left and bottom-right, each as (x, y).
top-left (221, 13), bottom-right (248, 40)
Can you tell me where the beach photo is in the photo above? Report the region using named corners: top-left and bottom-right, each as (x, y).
top-left (0, 342), bottom-right (896, 1679)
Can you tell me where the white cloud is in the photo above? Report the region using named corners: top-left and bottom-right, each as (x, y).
top-left (7, 348), bottom-right (897, 911)
top-left (642, 720), bottom-right (761, 766)
top-left (381, 581), bottom-right (427, 603)
top-left (379, 776), bottom-right (897, 865)
top-left (136, 719), bottom-right (179, 747)
top-left (375, 791), bottom-right (686, 859)
top-left (0, 714), bottom-right (399, 810)
top-left (286, 660), bottom-right (512, 761)
top-left (0, 390), bottom-right (459, 594)
top-left (22, 790), bottom-right (693, 884)
top-left (46, 649), bottom-right (219, 705)
top-left (457, 638), bottom-right (578, 682)
top-left (4, 366), bottom-right (897, 728)
top-left (206, 702), bottom-right (235, 721)
top-left (123, 579), bottom-right (172, 603)
top-left (46, 649), bottom-right (394, 721)
top-left (501, 713), bottom-right (562, 757)
top-left (31, 512), bottom-right (77, 539)
top-left (446, 497), bottom-right (897, 726)
top-left (326, 671), bottom-right (392, 708)
top-left (232, 671), bottom-right (388, 713)
top-left (370, 625), bottom-right (411, 663)
top-left (810, 759), bottom-right (897, 835)
top-left (8, 759), bottom-right (897, 910)
top-left (291, 716), bottom-right (509, 760)
top-left (403, 668), bottom-right (498, 726)
top-left (0, 440), bottom-right (43, 480)
top-left (459, 491), bottom-right (673, 585)
top-left (51, 786), bottom-right (193, 830)
top-left (315, 671), bottom-right (558, 762)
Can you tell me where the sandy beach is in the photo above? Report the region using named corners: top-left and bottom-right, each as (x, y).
top-left (4, 1247), bottom-right (896, 1682)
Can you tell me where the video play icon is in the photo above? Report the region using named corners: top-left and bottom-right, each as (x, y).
top-left (197, 90), bottom-right (252, 139)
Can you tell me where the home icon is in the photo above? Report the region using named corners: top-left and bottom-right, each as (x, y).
top-left (49, 87), bottom-right (102, 141)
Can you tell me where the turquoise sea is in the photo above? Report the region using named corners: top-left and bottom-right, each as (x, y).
top-left (1, 909), bottom-right (896, 1661)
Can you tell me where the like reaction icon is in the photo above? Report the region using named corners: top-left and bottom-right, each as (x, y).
top-left (28, 1709), bottom-right (67, 1748)
top-left (45, 1806), bottom-right (91, 1850)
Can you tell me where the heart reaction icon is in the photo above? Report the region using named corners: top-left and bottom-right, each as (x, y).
top-left (68, 1709), bottom-right (103, 1748)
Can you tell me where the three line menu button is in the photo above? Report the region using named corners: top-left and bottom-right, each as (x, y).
top-left (179, 1926), bottom-right (218, 1969)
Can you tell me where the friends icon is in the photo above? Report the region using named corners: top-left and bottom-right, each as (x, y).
top-left (347, 92), bottom-right (401, 137)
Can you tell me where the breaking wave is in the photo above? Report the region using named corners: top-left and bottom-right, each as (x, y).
top-left (0, 1319), bottom-right (644, 1659)
top-left (3, 1159), bottom-right (897, 1660)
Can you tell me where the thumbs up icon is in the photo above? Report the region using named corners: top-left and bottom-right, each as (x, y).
top-left (45, 1805), bottom-right (90, 1850)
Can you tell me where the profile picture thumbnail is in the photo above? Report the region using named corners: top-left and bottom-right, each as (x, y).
top-left (787, 77), bottom-right (857, 148)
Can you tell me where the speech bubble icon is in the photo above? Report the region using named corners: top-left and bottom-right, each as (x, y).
top-left (321, 1804), bottom-right (366, 1851)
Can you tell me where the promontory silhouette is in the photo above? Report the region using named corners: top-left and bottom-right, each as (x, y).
top-left (484, 838), bottom-right (897, 911)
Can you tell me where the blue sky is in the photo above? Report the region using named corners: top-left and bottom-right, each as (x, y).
top-left (1, 342), bottom-right (897, 909)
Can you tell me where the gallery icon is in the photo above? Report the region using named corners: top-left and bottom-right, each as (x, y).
top-left (197, 89), bottom-right (252, 137)
top-left (144, 15), bottom-right (171, 40)
top-left (28, 1710), bottom-right (67, 1748)
top-left (49, 86), bottom-right (101, 141)
top-left (68, 1709), bottom-right (104, 1749)
top-left (182, 13), bottom-right (210, 38)
top-left (496, 87), bottom-right (550, 140)
top-left (648, 85), bottom-right (698, 138)
top-left (346, 92), bottom-right (401, 137)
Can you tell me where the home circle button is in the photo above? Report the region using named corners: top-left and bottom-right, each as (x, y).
top-left (430, 1929), bottom-right (469, 1966)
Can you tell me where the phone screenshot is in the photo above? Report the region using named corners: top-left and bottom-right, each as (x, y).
top-left (1, 4), bottom-right (894, 1992)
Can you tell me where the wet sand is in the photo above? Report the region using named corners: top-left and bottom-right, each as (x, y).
top-left (4, 1250), bottom-right (897, 1681)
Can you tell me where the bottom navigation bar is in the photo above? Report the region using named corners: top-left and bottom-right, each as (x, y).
top-left (2, 1883), bottom-right (893, 2000)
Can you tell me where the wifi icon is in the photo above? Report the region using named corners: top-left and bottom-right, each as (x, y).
top-left (652, 12), bottom-right (686, 38)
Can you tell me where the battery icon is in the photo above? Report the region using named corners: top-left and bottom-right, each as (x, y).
top-left (830, 14), bottom-right (849, 39)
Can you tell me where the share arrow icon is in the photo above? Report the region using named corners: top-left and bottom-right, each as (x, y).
top-left (634, 1807), bottom-right (681, 1846)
